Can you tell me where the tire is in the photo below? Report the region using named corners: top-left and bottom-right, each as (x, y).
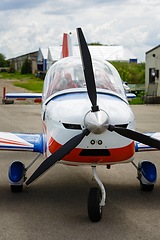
top-left (11, 185), bottom-right (23, 192)
top-left (88, 187), bottom-right (102, 222)
top-left (140, 182), bottom-right (154, 191)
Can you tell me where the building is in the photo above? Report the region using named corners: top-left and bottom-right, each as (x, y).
top-left (8, 51), bottom-right (38, 74)
top-left (145, 45), bottom-right (160, 97)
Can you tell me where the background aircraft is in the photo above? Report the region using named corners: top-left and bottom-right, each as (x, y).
top-left (0, 28), bottom-right (160, 222)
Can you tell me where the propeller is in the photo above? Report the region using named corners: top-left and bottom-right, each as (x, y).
top-left (108, 125), bottom-right (160, 150)
top-left (26, 129), bottom-right (90, 185)
top-left (77, 28), bottom-right (99, 112)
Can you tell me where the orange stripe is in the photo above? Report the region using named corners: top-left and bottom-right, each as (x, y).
top-left (48, 137), bottom-right (135, 164)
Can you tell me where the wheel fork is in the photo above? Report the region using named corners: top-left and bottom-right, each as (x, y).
top-left (92, 166), bottom-right (106, 207)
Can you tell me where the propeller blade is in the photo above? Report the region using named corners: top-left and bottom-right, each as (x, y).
top-left (26, 128), bottom-right (90, 186)
top-left (108, 125), bottom-right (160, 150)
top-left (77, 28), bottom-right (99, 112)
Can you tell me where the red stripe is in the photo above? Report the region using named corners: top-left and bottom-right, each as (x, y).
top-left (34, 98), bottom-right (42, 103)
top-left (48, 137), bottom-right (135, 164)
top-left (16, 98), bottom-right (26, 100)
top-left (0, 137), bottom-right (30, 147)
top-left (62, 33), bottom-right (69, 58)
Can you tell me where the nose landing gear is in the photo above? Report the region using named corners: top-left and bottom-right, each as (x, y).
top-left (88, 166), bottom-right (106, 222)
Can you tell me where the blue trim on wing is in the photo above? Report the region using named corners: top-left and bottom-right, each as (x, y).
top-left (126, 93), bottom-right (136, 99)
top-left (15, 133), bottom-right (44, 153)
top-left (5, 93), bottom-right (42, 99)
top-left (0, 132), bottom-right (43, 153)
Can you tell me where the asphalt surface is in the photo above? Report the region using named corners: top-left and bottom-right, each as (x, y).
top-left (0, 81), bottom-right (160, 239)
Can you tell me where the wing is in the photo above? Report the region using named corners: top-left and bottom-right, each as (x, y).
top-left (0, 132), bottom-right (43, 153)
top-left (135, 132), bottom-right (160, 151)
top-left (4, 93), bottom-right (42, 103)
top-left (126, 93), bottom-right (136, 100)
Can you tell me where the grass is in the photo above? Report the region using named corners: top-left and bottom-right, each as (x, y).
top-left (0, 71), bottom-right (35, 80)
top-left (0, 71), bottom-right (44, 93)
top-left (129, 97), bottom-right (145, 105)
top-left (14, 79), bottom-right (43, 93)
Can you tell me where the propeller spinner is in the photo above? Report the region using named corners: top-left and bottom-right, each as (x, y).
top-left (84, 110), bottom-right (109, 134)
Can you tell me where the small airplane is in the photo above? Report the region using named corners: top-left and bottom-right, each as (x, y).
top-left (1, 28), bottom-right (160, 222)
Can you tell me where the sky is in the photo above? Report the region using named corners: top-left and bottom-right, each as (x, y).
top-left (0, 0), bottom-right (160, 62)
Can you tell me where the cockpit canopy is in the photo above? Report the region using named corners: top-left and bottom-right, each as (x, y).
top-left (43, 56), bottom-right (126, 102)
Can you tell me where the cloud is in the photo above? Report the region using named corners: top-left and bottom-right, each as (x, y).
top-left (0, 0), bottom-right (44, 11)
top-left (0, 0), bottom-right (160, 62)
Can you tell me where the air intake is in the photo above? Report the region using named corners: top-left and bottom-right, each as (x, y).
top-left (79, 149), bottom-right (110, 157)
top-left (63, 123), bottom-right (82, 130)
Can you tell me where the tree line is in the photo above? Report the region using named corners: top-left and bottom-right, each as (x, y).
top-left (110, 61), bottom-right (145, 84)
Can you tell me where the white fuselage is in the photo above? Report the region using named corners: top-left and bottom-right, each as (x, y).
top-left (42, 89), bottom-right (135, 166)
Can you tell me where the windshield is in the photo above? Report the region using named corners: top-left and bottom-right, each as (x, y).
top-left (43, 56), bottom-right (126, 101)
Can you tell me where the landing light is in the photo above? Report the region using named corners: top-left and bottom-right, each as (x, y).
top-left (90, 140), bottom-right (96, 145)
top-left (98, 140), bottom-right (103, 145)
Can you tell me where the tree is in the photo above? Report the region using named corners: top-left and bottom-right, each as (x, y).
top-left (117, 67), bottom-right (132, 83)
top-left (21, 57), bottom-right (32, 74)
top-left (0, 53), bottom-right (7, 67)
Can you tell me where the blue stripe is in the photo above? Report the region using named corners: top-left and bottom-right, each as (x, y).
top-left (6, 93), bottom-right (42, 99)
top-left (135, 142), bottom-right (138, 152)
top-left (52, 92), bottom-right (123, 101)
top-left (0, 145), bottom-right (33, 150)
top-left (45, 91), bottom-right (128, 105)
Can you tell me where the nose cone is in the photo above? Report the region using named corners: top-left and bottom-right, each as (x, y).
top-left (84, 110), bottom-right (109, 134)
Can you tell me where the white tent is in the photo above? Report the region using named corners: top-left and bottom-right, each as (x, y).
top-left (88, 46), bottom-right (137, 62)
top-left (47, 45), bottom-right (137, 69)
top-left (47, 46), bottom-right (62, 69)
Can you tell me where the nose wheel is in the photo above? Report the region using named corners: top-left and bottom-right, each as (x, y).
top-left (88, 166), bottom-right (106, 222)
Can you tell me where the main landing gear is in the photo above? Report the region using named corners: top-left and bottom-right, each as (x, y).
top-left (8, 153), bottom-right (41, 192)
top-left (132, 160), bottom-right (157, 191)
top-left (88, 166), bottom-right (106, 222)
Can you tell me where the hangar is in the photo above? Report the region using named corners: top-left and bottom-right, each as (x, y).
top-left (37, 48), bottom-right (48, 72)
top-left (8, 51), bottom-right (38, 74)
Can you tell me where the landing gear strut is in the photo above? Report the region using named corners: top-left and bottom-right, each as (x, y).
top-left (88, 166), bottom-right (106, 222)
